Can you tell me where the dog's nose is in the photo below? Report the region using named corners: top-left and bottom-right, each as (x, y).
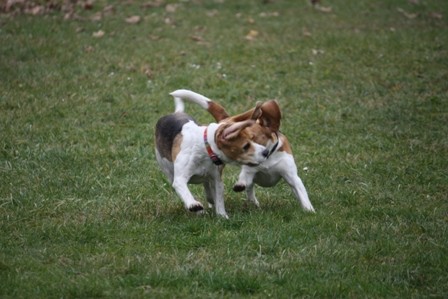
top-left (262, 149), bottom-right (270, 158)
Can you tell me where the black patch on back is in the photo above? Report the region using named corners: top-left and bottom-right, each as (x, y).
top-left (155, 113), bottom-right (197, 161)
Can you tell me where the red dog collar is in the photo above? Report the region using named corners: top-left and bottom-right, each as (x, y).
top-left (204, 127), bottom-right (224, 165)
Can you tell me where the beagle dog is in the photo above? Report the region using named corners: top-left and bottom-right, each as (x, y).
top-left (206, 98), bottom-right (315, 212)
top-left (155, 89), bottom-right (270, 218)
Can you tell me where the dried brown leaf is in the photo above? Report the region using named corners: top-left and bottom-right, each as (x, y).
top-left (103, 5), bottom-right (115, 15)
top-left (245, 30), bottom-right (259, 41)
top-left (25, 5), bottom-right (44, 15)
top-left (206, 9), bottom-right (218, 17)
top-left (165, 4), bottom-right (178, 13)
top-left (302, 28), bottom-right (312, 37)
top-left (84, 45), bottom-right (95, 53)
top-left (92, 30), bottom-right (105, 38)
top-left (428, 12), bottom-right (443, 20)
top-left (259, 11), bottom-right (279, 17)
top-left (90, 12), bottom-right (102, 21)
top-left (125, 15), bottom-right (141, 24)
top-left (315, 5), bottom-right (332, 13)
top-left (141, 65), bottom-right (154, 79)
top-left (83, 0), bottom-right (94, 10)
top-left (397, 8), bottom-right (418, 19)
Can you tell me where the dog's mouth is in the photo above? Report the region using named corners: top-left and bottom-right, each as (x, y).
top-left (246, 162), bottom-right (260, 167)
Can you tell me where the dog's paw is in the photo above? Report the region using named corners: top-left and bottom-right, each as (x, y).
top-left (233, 184), bottom-right (246, 192)
top-left (217, 212), bottom-right (229, 219)
top-left (305, 206), bottom-right (316, 213)
top-left (187, 202), bottom-right (204, 212)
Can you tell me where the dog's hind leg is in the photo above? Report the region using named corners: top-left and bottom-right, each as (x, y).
top-left (213, 180), bottom-right (228, 219)
top-left (203, 180), bottom-right (215, 208)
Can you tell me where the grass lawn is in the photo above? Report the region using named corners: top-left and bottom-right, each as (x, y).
top-left (1, 0), bottom-right (447, 297)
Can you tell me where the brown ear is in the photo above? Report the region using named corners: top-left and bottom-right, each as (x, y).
top-left (226, 102), bottom-right (263, 123)
top-left (258, 100), bottom-right (281, 132)
top-left (221, 120), bottom-right (255, 140)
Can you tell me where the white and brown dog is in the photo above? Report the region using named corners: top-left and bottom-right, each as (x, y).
top-left (155, 89), bottom-right (270, 218)
top-left (206, 98), bottom-right (315, 212)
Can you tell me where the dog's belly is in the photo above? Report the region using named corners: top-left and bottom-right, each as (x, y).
top-left (156, 148), bottom-right (211, 185)
top-left (253, 170), bottom-right (282, 187)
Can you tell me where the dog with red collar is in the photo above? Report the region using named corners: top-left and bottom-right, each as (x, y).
top-left (155, 89), bottom-right (270, 218)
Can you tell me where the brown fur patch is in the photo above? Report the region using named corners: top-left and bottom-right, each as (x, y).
top-left (171, 134), bottom-right (183, 161)
top-left (278, 135), bottom-right (292, 154)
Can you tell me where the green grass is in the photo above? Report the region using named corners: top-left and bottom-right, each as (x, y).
top-left (1, 0), bottom-right (447, 297)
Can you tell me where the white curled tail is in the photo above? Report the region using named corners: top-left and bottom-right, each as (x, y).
top-left (170, 89), bottom-right (211, 113)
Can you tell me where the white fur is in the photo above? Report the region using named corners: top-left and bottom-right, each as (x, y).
top-left (155, 90), bottom-right (268, 218)
top-left (235, 142), bottom-right (315, 212)
top-left (170, 89), bottom-right (211, 111)
top-left (156, 122), bottom-right (227, 217)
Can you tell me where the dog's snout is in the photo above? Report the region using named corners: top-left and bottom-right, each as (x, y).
top-left (262, 148), bottom-right (270, 158)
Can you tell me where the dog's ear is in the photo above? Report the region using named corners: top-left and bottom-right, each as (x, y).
top-left (225, 102), bottom-right (263, 123)
top-left (221, 120), bottom-right (255, 140)
top-left (258, 100), bottom-right (281, 132)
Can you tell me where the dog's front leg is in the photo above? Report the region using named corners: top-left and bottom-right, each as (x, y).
top-left (233, 166), bottom-right (255, 192)
top-left (233, 166), bottom-right (260, 206)
top-left (172, 177), bottom-right (204, 212)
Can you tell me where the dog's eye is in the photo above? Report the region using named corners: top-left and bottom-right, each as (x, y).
top-left (243, 143), bottom-right (251, 151)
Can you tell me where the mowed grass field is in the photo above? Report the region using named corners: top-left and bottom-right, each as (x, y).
top-left (1, 0), bottom-right (447, 297)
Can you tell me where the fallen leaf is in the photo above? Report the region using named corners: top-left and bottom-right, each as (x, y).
top-left (191, 35), bottom-right (204, 42)
top-left (90, 12), bottom-right (102, 21)
top-left (149, 34), bottom-right (161, 40)
top-left (141, 65), bottom-right (153, 79)
top-left (302, 27), bottom-right (312, 37)
top-left (84, 45), bottom-right (95, 53)
top-left (315, 5), bottom-right (332, 13)
top-left (397, 7), bottom-right (418, 19)
top-left (190, 35), bottom-right (209, 45)
top-left (206, 9), bottom-right (218, 17)
top-left (259, 12), bottom-right (279, 17)
top-left (83, 0), bottom-right (94, 10)
top-left (428, 12), bottom-right (443, 20)
top-left (92, 30), bottom-right (105, 38)
top-left (103, 5), bottom-right (115, 16)
top-left (125, 15), bottom-right (141, 24)
top-left (25, 5), bottom-right (44, 15)
top-left (165, 4), bottom-right (178, 13)
top-left (312, 49), bottom-right (324, 55)
top-left (245, 30), bottom-right (259, 41)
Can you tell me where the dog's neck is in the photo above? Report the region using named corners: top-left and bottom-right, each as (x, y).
top-left (265, 132), bottom-right (280, 159)
top-left (203, 124), bottom-right (224, 165)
